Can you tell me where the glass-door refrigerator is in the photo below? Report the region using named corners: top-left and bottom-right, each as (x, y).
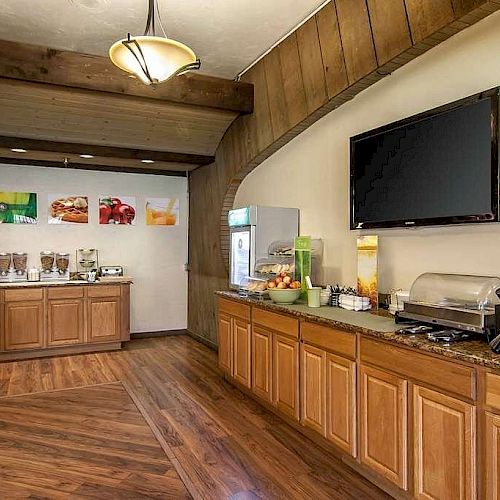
top-left (228, 205), bottom-right (299, 289)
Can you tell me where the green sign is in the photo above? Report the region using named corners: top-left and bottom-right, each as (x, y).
top-left (228, 207), bottom-right (250, 227)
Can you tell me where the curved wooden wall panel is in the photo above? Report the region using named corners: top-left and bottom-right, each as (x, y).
top-left (188, 0), bottom-right (500, 345)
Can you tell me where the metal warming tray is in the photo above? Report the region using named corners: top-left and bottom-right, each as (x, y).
top-left (399, 273), bottom-right (500, 333)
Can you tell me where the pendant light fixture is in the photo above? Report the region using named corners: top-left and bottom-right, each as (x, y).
top-left (109, 0), bottom-right (201, 85)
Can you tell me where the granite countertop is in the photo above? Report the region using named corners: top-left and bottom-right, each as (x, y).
top-left (0, 278), bottom-right (133, 288)
top-left (216, 290), bottom-right (500, 370)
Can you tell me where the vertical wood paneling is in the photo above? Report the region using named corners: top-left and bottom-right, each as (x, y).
top-left (264, 47), bottom-right (289, 139)
top-left (404, 0), bottom-right (455, 43)
top-left (188, 0), bottom-right (500, 346)
top-left (367, 0), bottom-right (412, 65)
top-left (278, 34), bottom-right (308, 128)
top-left (296, 17), bottom-right (328, 113)
top-left (335, 0), bottom-right (378, 84)
top-left (316, 2), bottom-right (349, 99)
top-left (240, 60), bottom-right (273, 153)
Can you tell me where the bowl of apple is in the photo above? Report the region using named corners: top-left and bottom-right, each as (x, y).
top-left (267, 273), bottom-right (302, 304)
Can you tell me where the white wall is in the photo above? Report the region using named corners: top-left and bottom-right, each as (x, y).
top-left (235, 11), bottom-right (500, 293)
top-left (0, 164), bottom-right (188, 333)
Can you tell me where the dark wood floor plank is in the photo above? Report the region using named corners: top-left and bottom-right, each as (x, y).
top-left (0, 336), bottom-right (388, 499)
top-left (0, 382), bottom-right (190, 498)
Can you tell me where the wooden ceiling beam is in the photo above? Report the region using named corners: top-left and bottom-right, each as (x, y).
top-left (0, 157), bottom-right (187, 177)
top-left (0, 39), bottom-right (253, 114)
top-left (0, 136), bottom-right (214, 166)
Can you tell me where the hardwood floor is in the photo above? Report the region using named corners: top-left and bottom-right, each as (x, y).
top-left (0, 336), bottom-right (389, 499)
top-left (0, 382), bottom-right (189, 498)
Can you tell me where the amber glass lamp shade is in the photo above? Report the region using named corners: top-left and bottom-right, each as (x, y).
top-left (109, 35), bottom-right (200, 85)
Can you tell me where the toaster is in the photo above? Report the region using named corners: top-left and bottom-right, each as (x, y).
top-left (99, 266), bottom-right (123, 277)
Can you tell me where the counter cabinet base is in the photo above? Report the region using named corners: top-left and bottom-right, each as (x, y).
top-left (0, 341), bottom-right (123, 363)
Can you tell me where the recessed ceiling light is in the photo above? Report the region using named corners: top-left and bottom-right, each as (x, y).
top-left (80, 154), bottom-right (94, 159)
top-left (11, 148), bottom-right (27, 153)
top-left (141, 159), bottom-right (155, 164)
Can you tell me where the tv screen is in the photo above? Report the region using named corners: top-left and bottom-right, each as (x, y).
top-left (350, 89), bottom-right (498, 229)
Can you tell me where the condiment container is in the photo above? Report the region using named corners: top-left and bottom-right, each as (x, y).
top-left (307, 287), bottom-right (322, 308)
top-left (27, 268), bottom-right (40, 281)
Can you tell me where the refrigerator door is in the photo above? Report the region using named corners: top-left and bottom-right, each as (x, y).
top-left (230, 227), bottom-right (252, 289)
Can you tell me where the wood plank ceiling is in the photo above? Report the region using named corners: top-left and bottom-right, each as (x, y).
top-left (0, 40), bottom-right (254, 174)
top-left (188, 0), bottom-right (500, 345)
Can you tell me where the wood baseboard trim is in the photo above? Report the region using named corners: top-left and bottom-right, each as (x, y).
top-left (130, 329), bottom-right (187, 339)
top-left (186, 330), bottom-right (218, 351)
top-left (0, 342), bottom-right (122, 363)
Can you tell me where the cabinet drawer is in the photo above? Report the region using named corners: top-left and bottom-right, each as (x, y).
top-left (485, 372), bottom-right (500, 411)
top-left (87, 285), bottom-right (121, 298)
top-left (48, 286), bottom-right (84, 299)
top-left (253, 308), bottom-right (299, 339)
top-left (301, 321), bottom-right (356, 359)
top-left (4, 288), bottom-right (43, 302)
top-left (218, 298), bottom-right (250, 321)
top-left (360, 337), bottom-right (475, 400)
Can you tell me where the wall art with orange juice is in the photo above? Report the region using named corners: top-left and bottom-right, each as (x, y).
top-left (357, 235), bottom-right (378, 309)
top-left (146, 198), bottom-right (179, 226)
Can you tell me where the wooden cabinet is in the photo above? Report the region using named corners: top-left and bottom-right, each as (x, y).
top-left (233, 319), bottom-right (251, 387)
top-left (4, 301), bottom-right (44, 350)
top-left (218, 312), bottom-right (232, 374)
top-left (413, 385), bottom-right (476, 499)
top-left (217, 299), bottom-right (251, 388)
top-left (87, 297), bottom-right (121, 343)
top-left (360, 364), bottom-right (408, 490)
top-left (47, 299), bottom-right (84, 346)
top-left (0, 283), bottom-right (131, 360)
top-left (252, 326), bottom-right (272, 402)
top-left (301, 343), bottom-right (326, 434)
top-left (273, 333), bottom-right (299, 420)
top-left (485, 411), bottom-right (500, 500)
top-left (326, 353), bottom-right (356, 457)
top-left (216, 296), bottom-right (489, 500)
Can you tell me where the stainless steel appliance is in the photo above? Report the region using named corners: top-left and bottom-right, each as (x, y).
top-left (100, 266), bottom-right (123, 277)
top-left (398, 273), bottom-right (500, 351)
top-left (228, 206), bottom-right (299, 290)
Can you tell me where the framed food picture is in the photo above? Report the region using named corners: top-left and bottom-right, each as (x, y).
top-left (0, 192), bottom-right (37, 224)
top-left (48, 195), bottom-right (88, 224)
top-left (146, 198), bottom-right (179, 226)
top-left (99, 196), bottom-right (136, 225)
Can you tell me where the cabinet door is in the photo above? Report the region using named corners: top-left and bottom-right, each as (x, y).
top-left (87, 298), bottom-right (121, 343)
top-left (218, 312), bottom-right (232, 374)
top-left (360, 364), bottom-right (408, 490)
top-left (47, 299), bottom-right (84, 346)
top-left (301, 343), bottom-right (326, 434)
top-left (252, 326), bottom-right (272, 402)
top-left (486, 411), bottom-right (500, 500)
top-left (413, 385), bottom-right (476, 500)
top-left (326, 353), bottom-right (357, 457)
top-left (4, 301), bottom-right (44, 350)
top-left (233, 319), bottom-right (251, 387)
top-left (273, 334), bottom-right (299, 420)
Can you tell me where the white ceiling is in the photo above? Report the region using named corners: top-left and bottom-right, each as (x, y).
top-left (0, 0), bottom-right (326, 79)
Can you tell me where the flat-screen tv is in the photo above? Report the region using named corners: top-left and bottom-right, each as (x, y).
top-left (350, 88), bottom-right (499, 229)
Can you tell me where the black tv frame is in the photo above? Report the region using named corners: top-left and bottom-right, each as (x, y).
top-left (350, 87), bottom-right (500, 230)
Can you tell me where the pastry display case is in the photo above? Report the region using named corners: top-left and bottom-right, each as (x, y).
top-left (238, 276), bottom-right (268, 300)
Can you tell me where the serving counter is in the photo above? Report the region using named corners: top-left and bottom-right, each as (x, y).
top-left (215, 291), bottom-right (500, 499)
top-left (0, 279), bottom-right (132, 361)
